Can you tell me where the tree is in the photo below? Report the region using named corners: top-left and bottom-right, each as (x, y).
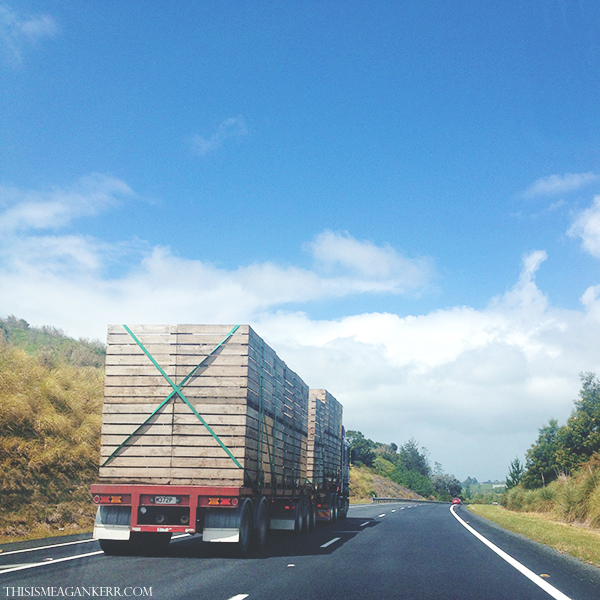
top-left (431, 474), bottom-right (462, 500)
top-left (505, 457), bottom-right (523, 489)
top-left (393, 468), bottom-right (435, 498)
top-left (346, 430), bottom-right (376, 467)
top-left (522, 419), bottom-right (561, 488)
top-left (555, 372), bottom-right (600, 470)
top-left (398, 438), bottom-right (430, 477)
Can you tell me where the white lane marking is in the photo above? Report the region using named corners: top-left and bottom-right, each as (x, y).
top-left (450, 506), bottom-right (573, 600)
top-left (0, 538), bottom-right (96, 557)
top-left (0, 550), bottom-right (103, 575)
top-left (320, 537), bottom-right (341, 548)
top-left (0, 533), bottom-right (189, 559)
top-left (227, 595), bottom-right (249, 600)
top-left (378, 514), bottom-right (386, 518)
top-left (360, 522), bottom-right (370, 527)
top-left (392, 509), bottom-right (397, 513)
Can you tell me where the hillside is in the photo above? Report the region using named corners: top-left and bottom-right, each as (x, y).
top-left (0, 316), bottom-right (105, 368)
top-left (0, 318), bottom-right (105, 541)
top-left (350, 464), bottom-right (425, 503)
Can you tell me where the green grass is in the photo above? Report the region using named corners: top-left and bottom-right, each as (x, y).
top-left (469, 504), bottom-right (600, 567)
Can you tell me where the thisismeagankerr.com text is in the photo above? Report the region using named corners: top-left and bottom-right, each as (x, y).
top-left (3, 588), bottom-right (153, 597)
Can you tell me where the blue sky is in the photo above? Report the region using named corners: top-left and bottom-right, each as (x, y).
top-left (2, 1), bottom-right (600, 481)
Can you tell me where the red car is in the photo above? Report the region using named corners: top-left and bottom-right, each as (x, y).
top-left (452, 498), bottom-right (461, 505)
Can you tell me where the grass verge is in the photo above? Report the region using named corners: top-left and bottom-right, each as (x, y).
top-left (468, 504), bottom-right (600, 567)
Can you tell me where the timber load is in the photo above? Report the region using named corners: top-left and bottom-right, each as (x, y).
top-left (99, 324), bottom-right (309, 489)
top-left (307, 389), bottom-right (343, 490)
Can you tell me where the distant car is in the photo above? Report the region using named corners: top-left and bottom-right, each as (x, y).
top-left (452, 498), bottom-right (461, 505)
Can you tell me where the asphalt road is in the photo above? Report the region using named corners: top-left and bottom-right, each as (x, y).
top-left (1, 502), bottom-right (600, 600)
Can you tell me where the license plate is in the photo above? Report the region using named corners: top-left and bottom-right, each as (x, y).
top-left (154, 495), bottom-right (178, 505)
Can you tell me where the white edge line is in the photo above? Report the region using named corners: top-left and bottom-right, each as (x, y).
top-left (1, 533), bottom-right (190, 559)
top-left (0, 538), bottom-right (96, 557)
top-left (450, 506), bottom-right (573, 600)
top-left (0, 550), bottom-right (104, 575)
top-left (320, 537), bottom-right (341, 548)
top-left (360, 522), bottom-right (370, 527)
top-left (227, 595), bottom-right (249, 600)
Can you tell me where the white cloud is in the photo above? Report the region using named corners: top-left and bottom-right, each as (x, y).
top-left (305, 230), bottom-right (433, 292)
top-left (3, 175), bottom-right (600, 481)
top-left (0, 174), bottom-right (134, 233)
top-left (191, 116), bottom-right (248, 156)
top-left (0, 3), bottom-right (58, 66)
top-left (523, 172), bottom-right (599, 198)
top-left (568, 195), bottom-right (600, 258)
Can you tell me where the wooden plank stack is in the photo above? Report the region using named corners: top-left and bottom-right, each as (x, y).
top-left (307, 389), bottom-right (343, 489)
top-left (99, 325), bottom-right (309, 488)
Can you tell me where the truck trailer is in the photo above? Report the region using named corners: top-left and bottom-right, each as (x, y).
top-left (91, 324), bottom-right (349, 555)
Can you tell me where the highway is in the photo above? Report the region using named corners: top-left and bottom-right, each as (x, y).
top-left (1, 502), bottom-right (599, 600)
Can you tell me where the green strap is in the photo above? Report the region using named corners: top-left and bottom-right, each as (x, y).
top-left (101, 325), bottom-right (242, 468)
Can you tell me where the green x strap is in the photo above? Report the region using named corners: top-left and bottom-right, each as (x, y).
top-left (101, 324), bottom-right (242, 469)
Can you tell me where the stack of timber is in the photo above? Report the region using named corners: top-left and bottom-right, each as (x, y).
top-left (99, 325), bottom-right (309, 489)
top-left (307, 389), bottom-right (343, 490)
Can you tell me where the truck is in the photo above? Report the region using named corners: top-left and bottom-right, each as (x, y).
top-left (91, 324), bottom-right (349, 556)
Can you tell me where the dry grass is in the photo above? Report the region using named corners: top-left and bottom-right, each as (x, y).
top-left (469, 504), bottom-right (600, 567)
top-left (0, 344), bottom-right (103, 540)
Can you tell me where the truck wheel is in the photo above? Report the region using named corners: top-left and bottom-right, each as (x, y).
top-left (331, 494), bottom-right (338, 522)
top-left (254, 499), bottom-right (269, 552)
top-left (338, 497), bottom-right (349, 520)
top-left (300, 498), bottom-right (309, 533)
top-left (236, 499), bottom-right (254, 556)
top-left (308, 500), bottom-right (316, 531)
top-left (294, 498), bottom-right (307, 534)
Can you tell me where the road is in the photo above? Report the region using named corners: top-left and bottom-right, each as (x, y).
top-left (1, 502), bottom-right (599, 600)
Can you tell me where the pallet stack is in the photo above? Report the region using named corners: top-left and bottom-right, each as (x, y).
top-left (307, 389), bottom-right (343, 488)
top-left (99, 325), bottom-right (308, 489)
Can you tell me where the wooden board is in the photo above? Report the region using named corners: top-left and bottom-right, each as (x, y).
top-left (307, 389), bottom-right (343, 488)
top-left (98, 324), bottom-right (309, 488)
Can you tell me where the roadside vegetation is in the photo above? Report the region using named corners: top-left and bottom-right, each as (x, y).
top-left (347, 430), bottom-right (462, 501)
top-left (469, 504), bottom-right (600, 567)
top-left (460, 373), bottom-right (600, 566)
top-left (0, 316), bottom-right (105, 542)
top-left (349, 463), bottom-right (424, 503)
top-left (498, 373), bottom-right (600, 531)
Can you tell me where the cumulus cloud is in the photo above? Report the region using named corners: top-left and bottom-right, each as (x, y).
top-left (523, 172), bottom-right (599, 198)
top-left (3, 175), bottom-right (600, 480)
top-left (0, 174), bottom-right (134, 233)
top-left (306, 230), bottom-right (434, 292)
top-left (568, 195), bottom-right (600, 258)
top-left (0, 3), bottom-right (58, 66)
top-left (191, 116), bottom-right (248, 156)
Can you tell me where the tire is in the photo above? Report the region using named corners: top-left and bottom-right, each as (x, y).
top-left (308, 500), bottom-right (317, 531)
top-left (338, 497), bottom-right (349, 520)
top-left (300, 498), bottom-right (309, 533)
top-left (254, 499), bottom-right (269, 552)
top-left (331, 494), bottom-right (338, 522)
top-left (236, 499), bottom-right (254, 556)
top-left (294, 499), bottom-right (306, 535)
